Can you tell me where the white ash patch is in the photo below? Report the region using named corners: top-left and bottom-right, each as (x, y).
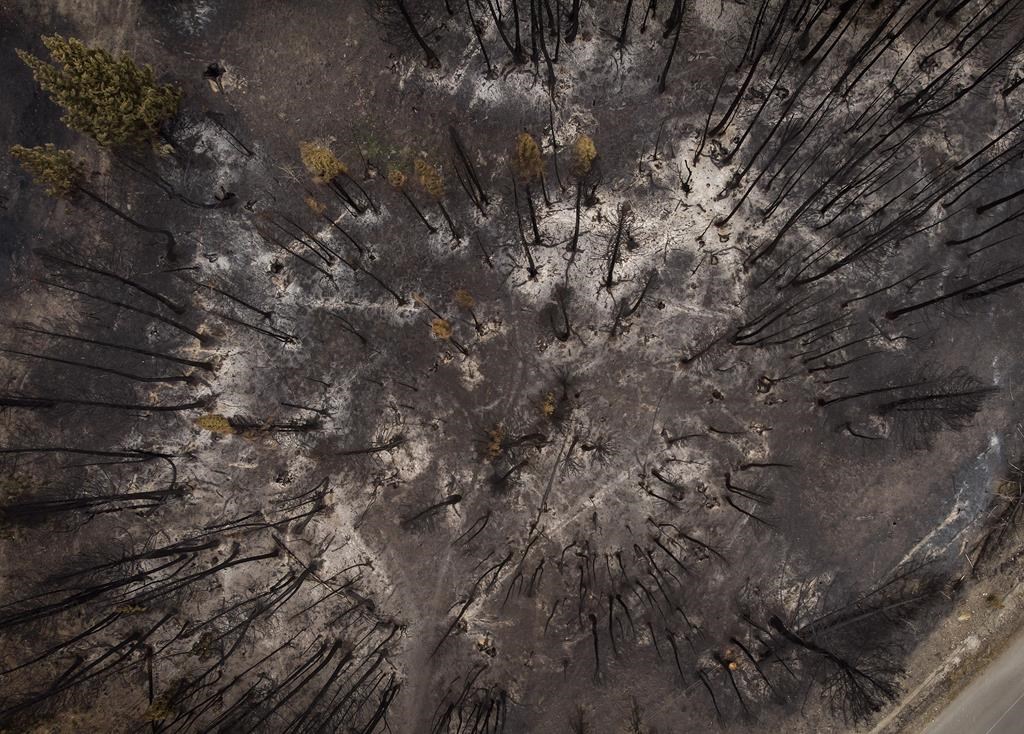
top-left (778, 563), bottom-right (835, 624)
top-left (214, 65), bottom-right (248, 94)
top-left (174, 115), bottom-right (260, 191)
top-left (457, 354), bottom-right (485, 390)
top-left (898, 433), bottom-right (1005, 567)
top-left (173, 0), bottom-right (215, 36)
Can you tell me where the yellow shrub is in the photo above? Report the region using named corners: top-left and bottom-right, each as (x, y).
top-left (195, 414), bottom-right (234, 434)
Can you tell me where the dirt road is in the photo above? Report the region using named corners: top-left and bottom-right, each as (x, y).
top-left (925, 628), bottom-right (1024, 734)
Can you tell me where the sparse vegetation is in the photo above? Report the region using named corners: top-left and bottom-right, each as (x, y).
top-left (3, 4), bottom-right (1024, 734)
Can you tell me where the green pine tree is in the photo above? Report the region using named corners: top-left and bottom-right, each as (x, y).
top-left (9, 144), bottom-right (84, 196)
top-left (17, 35), bottom-right (181, 149)
top-left (11, 143), bottom-right (178, 260)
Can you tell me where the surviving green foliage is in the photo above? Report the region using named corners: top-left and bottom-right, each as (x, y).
top-left (9, 144), bottom-right (84, 196)
top-left (17, 35), bottom-right (181, 149)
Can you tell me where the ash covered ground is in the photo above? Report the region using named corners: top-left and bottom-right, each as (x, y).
top-left (3, 1), bottom-right (1024, 732)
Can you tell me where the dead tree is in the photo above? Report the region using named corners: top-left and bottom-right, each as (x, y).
top-left (393, 0), bottom-right (442, 67)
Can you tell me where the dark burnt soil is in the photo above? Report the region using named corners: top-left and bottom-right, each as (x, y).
top-left (2, 1), bottom-right (1024, 733)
